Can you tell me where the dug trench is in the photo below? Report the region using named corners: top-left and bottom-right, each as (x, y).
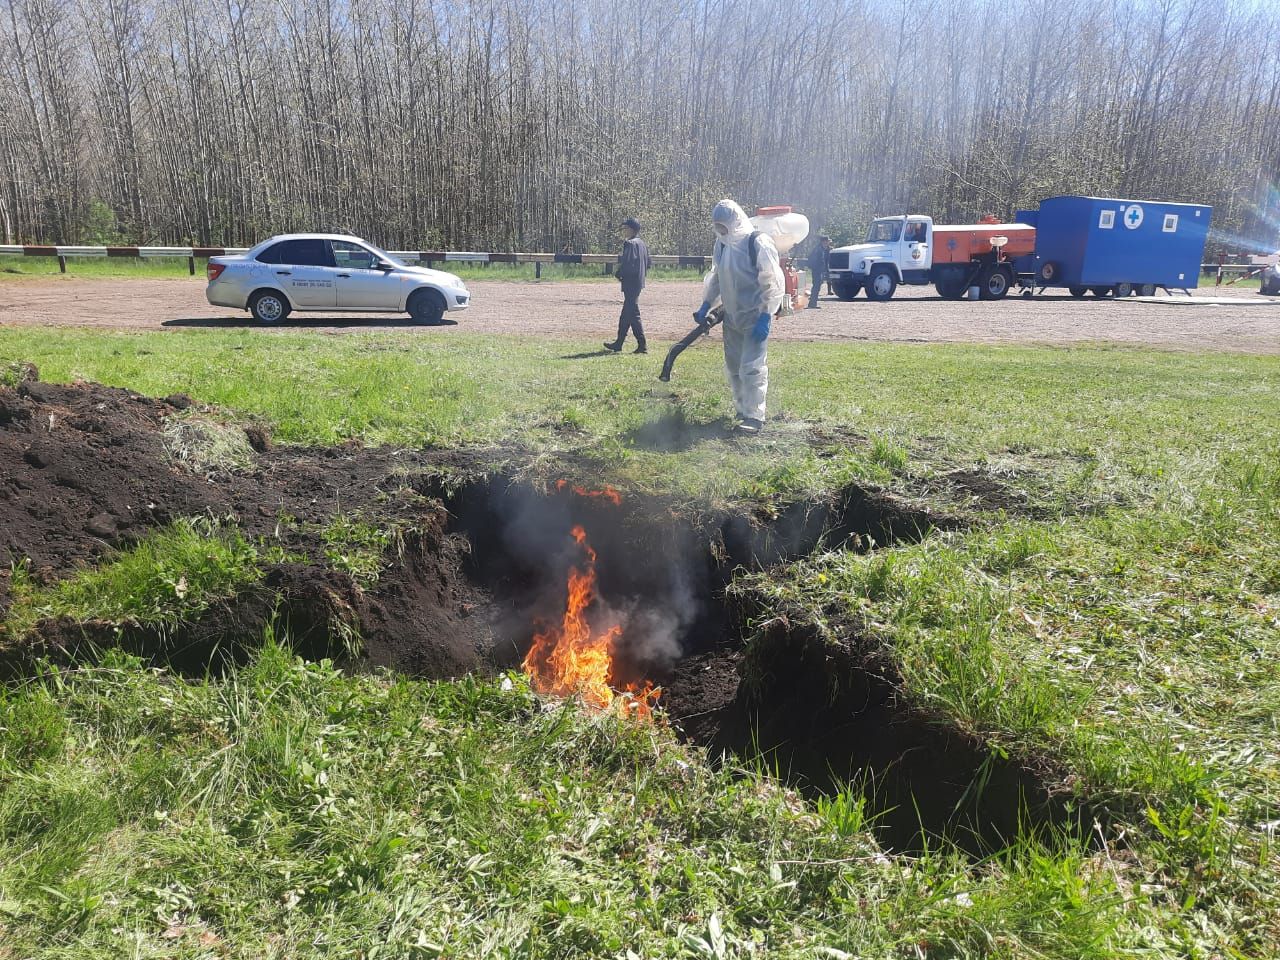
top-left (0, 373), bottom-right (1094, 854)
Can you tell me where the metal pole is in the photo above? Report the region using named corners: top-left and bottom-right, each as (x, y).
top-left (535, 261), bottom-right (542, 279)
top-left (188, 256), bottom-right (196, 276)
top-left (58, 255), bottom-right (66, 274)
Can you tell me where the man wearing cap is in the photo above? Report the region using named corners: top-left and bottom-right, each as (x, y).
top-left (604, 217), bottom-right (653, 354)
top-left (806, 235), bottom-right (832, 309)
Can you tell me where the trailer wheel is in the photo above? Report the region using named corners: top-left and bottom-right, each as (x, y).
top-left (979, 266), bottom-right (1011, 300)
top-left (1138, 283), bottom-right (1156, 297)
top-left (1068, 286), bottom-right (1088, 298)
top-left (1090, 286), bottom-right (1112, 298)
top-left (865, 267), bottom-right (897, 301)
top-left (1113, 282), bottom-right (1133, 298)
top-left (832, 280), bottom-right (861, 301)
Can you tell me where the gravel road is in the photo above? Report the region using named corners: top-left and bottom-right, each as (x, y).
top-left (2, 276), bottom-right (1278, 353)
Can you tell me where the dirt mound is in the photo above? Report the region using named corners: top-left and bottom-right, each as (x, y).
top-left (1, 378), bottom-right (220, 588)
top-left (0, 374), bottom-right (487, 677)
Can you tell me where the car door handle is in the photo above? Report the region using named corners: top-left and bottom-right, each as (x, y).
top-left (276, 270), bottom-right (291, 276)
top-left (336, 273), bottom-right (350, 278)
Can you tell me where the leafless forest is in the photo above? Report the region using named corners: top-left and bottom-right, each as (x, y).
top-left (2, 0), bottom-right (1278, 252)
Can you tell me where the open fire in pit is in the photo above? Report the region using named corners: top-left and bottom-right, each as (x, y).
top-left (520, 524), bottom-right (661, 719)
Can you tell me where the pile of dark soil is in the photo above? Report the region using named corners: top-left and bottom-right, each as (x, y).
top-left (0, 370), bottom-right (488, 676)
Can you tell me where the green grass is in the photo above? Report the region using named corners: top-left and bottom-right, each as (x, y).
top-left (2, 327), bottom-right (1280, 954)
top-left (0, 255), bottom-right (201, 281)
top-left (320, 513), bottom-right (413, 589)
top-left (0, 642), bottom-right (1193, 958)
top-left (3, 519), bottom-right (263, 644)
top-left (0, 255), bottom-right (704, 284)
top-left (1, 328), bottom-right (1277, 509)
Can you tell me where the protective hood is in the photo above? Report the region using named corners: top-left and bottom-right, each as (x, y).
top-left (712, 199), bottom-right (754, 244)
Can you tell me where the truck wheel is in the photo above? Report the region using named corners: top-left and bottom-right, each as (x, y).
top-left (979, 266), bottom-right (1011, 300)
top-left (832, 280), bottom-right (861, 301)
top-left (1262, 274), bottom-right (1279, 296)
top-left (1090, 286), bottom-right (1112, 298)
top-left (1068, 286), bottom-right (1088, 298)
top-left (865, 267), bottom-right (897, 301)
top-left (1113, 282), bottom-right (1133, 298)
top-left (249, 289), bottom-right (291, 324)
top-left (408, 288), bottom-right (447, 324)
top-left (1138, 284), bottom-right (1156, 297)
top-left (935, 278), bottom-right (967, 299)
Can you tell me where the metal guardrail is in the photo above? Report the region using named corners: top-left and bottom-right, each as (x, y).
top-left (0, 244), bottom-right (712, 276)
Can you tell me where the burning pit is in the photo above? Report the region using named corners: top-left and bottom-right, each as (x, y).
top-left (0, 373), bottom-right (1079, 854)
top-left (520, 523), bottom-right (661, 719)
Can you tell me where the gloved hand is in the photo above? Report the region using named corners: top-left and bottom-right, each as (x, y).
top-left (693, 301), bottom-right (711, 323)
top-left (752, 312), bottom-right (771, 342)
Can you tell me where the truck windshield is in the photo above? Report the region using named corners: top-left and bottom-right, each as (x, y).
top-left (866, 220), bottom-right (902, 243)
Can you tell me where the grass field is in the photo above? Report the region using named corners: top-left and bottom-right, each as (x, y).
top-left (1, 327), bottom-right (1278, 957)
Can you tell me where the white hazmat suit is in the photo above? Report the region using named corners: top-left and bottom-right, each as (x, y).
top-left (701, 200), bottom-right (786, 423)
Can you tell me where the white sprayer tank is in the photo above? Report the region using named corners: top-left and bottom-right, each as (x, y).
top-left (750, 209), bottom-right (810, 256)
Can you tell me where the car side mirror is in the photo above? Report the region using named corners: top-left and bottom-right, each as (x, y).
top-left (375, 261), bottom-right (394, 272)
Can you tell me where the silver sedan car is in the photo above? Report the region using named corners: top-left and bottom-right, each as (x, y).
top-left (205, 233), bottom-right (471, 324)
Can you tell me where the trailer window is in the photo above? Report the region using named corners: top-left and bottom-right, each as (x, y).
top-left (1098, 210), bottom-right (1115, 230)
top-left (866, 220), bottom-right (902, 243)
top-left (1163, 214), bottom-right (1179, 233)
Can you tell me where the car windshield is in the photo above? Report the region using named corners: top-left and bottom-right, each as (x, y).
top-left (866, 220), bottom-right (902, 243)
top-left (362, 241), bottom-right (405, 269)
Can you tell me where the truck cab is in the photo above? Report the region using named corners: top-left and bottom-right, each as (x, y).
top-left (827, 216), bottom-right (934, 301)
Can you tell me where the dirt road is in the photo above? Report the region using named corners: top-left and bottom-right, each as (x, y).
top-left (2, 276), bottom-right (1279, 353)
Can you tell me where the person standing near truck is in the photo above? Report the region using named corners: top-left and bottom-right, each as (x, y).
top-left (805, 234), bottom-right (832, 309)
top-left (604, 217), bottom-right (652, 354)
top-left (692, 199), bottom-right (785, 434)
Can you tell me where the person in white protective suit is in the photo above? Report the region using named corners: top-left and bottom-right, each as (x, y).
top-left (693, 199), bottom-right (786, 434)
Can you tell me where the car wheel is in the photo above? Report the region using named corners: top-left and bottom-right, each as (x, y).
top-left (1138, 283), bottom-right (1156, 297)
top-left (832, 280), bottom-right (861, 301)
top-left (1113, 282), bottom-right (1133, 298)
top-left (864, 267), bottom-right (897, 301)
top-left (249, 289), bottom-right (290, 324)
top-left (408, 288), bottom-right (447, 324)
top-left (1068, 286), bottom-right (1088, 298)
top-left (979, 266), bottom-right (1011, 300)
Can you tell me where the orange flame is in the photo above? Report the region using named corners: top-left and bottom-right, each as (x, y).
top-left (521, 525), bottom-right (660, 719)
top-left (555, 479), bottom-right (623, 506)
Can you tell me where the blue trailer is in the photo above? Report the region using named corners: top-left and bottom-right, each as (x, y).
top-left (1013, 195), bottom-right (1212, 297)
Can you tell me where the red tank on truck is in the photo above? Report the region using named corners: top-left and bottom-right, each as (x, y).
top-left (826, 195), bottom-right (1213, 301)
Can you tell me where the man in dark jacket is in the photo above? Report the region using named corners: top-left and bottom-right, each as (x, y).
top-left (806, 235), bottom-right (832, 309)
top-left (604, 217), bottom-right (653, 353)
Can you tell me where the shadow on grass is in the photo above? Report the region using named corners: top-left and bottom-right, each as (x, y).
top-left (626, 409), bottom-right (733, 452)
top-left (558, 349), bottom-right (622, 360)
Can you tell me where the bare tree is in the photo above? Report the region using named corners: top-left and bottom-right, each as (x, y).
top-left (0, 0), bottom-right (1276, 250)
